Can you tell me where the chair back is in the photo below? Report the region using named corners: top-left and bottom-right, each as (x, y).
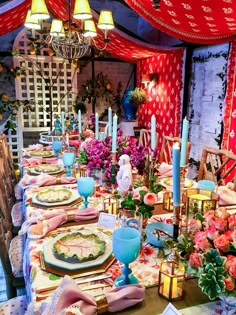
top-left (197, 146), bottom-right (236, 190)
top-left (159, 135), bottom-right (191, 165)
top-left (138, 129), bottom-right (158, 148)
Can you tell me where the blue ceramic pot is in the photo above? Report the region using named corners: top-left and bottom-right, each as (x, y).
top-left (121, 88), bottom-right (137, 121)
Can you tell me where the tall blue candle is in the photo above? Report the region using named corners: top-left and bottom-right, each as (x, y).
top-left (180, 117), bottom-right (189, 167)
top-left (172, 142), bottom-right (180, 206)
top-left (78, 110), bottom-right (82, 133)
top-left (61, 112), bottom-right (65, 135)
top-left (95, 113), bottom-right (99, 139)
top-left (151, 114), bottom-right (156, 151)
top-left (108, 107), bottom-right (112, 137)
top-left (112, 114), bottom-right (117, 152)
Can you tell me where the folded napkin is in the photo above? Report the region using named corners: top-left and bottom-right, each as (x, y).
top-left (24, 143), bottom-right (44, 151)
top-left (69, 140), bottom-right (81, 148)
top-left (20, 157), bottom-right (58, 167)
top-left (20, 173), bottom-right (76, 188)
top-left (218, 182), bottom-right (236, 205)
top-left (39, 275), bottom-right (145, 315)
top-left (158, 162), bottom-right (173, 177)
top-left (19, 207), bottom-right (99, 239)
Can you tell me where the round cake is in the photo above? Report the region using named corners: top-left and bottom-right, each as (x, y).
top-left (36, 188), bottom-right (72, 203)
top-left (53, 232), bottom-right (106, 263)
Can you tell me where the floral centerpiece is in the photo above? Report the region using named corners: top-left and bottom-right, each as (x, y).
top-left (78, 129), bottom-right (146, 179)
top-left (175, 208), bottom-right (236, 301)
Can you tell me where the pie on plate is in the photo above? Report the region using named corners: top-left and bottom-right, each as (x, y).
top-left (163, 177), bottom-right (194, 188)
top-left (28, 150), bottom-right (53, 157)
top-left (53, 232), bottom-right (106, 263)
top-left (31, 164), bottom-right (62, 174)
top-left (36, 188), bottom-right (72, 203)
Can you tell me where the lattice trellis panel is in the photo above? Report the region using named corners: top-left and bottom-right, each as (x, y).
top-left (9, 26), bottom-right (78, 162)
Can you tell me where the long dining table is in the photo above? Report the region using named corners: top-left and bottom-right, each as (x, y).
top-left (19, 145), bottom-right (223, 314)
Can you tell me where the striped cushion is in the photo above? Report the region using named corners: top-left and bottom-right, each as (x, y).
top-left (9, 235), bottom-right (24, 278)
top-left (0, 295), bottom-right (27, 315)
top-left (11, 201), bottom-right (24, 227)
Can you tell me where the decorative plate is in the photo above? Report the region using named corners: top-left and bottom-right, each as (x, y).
top-left (43, 230), bottom-right (112, 270)
top-left (31, 188), bottom-right (79, 206)
top-left (162, 177), bottom-right (194, 188)
top-left (27, 150), bottom-right (54, 157)
top-left (30, 164), bottom-right (64, 175)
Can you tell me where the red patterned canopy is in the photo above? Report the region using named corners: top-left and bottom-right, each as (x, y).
top-left (125, 0), bottom-right (236, 44)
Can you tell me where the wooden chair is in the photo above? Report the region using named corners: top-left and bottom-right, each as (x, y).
top-left (159, 135), bottom-right (191, 164)
top-left (0, 217), bottom-right (25, 299)
top-left (197, 146), bottom-right (236, 191)
top-left (138, 128), bottom-right (158, 148)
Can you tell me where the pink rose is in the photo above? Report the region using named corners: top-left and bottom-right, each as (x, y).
top-left (213, 234), bottom-right (230, 252)
top-left (194, 231), bottom-right (211, 251)
top-left (231, 230), bottom-right (236, 241)
top-left (133, 186), bottom-right (148, 194)
top-left (225, 255), bottom-right (236, 272)
top-left (188, 219), bottom-right (201, 233)
top-left (228, 214), bottom-right (236, 230)
top-left (204, 210), bottom-right (216, 226)
top-left (189, 252), bottom-right (202, 268)
top-left (132, 193), bottom-right (141, 201)
top-left (224, 230), bottom-right (233, 242)
top-left (224, 277), bottom-right (235, 291)
top-left (229, 262), bottom-right (236, 278)
top-left (206, 226), bottom-right (219, 240)
top-left (212, 217), bottom-right (227, 232)
top-left (218, 207), bottom-right (228, 220)
top-left (143, 192), bottom-right (158, 206)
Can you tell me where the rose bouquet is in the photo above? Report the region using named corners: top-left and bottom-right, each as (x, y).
top-left (120, 186), bottom-right (159, 219)
top-left (78, 129), bottom-right (146, 180)
top-left (177, 208), bottom-right (236, 300)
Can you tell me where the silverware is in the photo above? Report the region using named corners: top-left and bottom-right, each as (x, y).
top-left (36, 273), bottom-right (112, 293)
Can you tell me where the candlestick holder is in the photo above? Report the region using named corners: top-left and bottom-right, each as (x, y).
top-left (111, 151), bottom-right (117, 193)
top-left (173, 205), bottom-right (181, 240)
top-left (180, 165), bottom-right (188, 196)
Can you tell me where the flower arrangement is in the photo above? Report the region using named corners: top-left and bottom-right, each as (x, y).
top-left (176, 208), bottom-right (236, 300)
top-left (120, 186), bottom-right (159, 219)
top-left (78, 129), bottom-right (146, 179)
top-left (130, 88), bottom-right (147, 106)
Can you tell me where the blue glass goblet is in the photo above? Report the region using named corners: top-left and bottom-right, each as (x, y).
top-left (52, 140), bottom-right (62, 157)
top-left (77, 176), bottom-right (95, 208)
top-left (62, 152), bottom-right (75, 177)
top-left (112, 227), bottom-right (141, 287)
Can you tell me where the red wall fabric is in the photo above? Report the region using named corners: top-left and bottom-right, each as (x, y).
top-left (136, 49), bottom-right (185, 152)
top-left (222, 40), bottom-right (236, 182)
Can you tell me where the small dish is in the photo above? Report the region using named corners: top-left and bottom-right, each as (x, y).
top-left (27, 150), bottom-right (54, 157)
top-left (31, 188), bottom-right (79, 206)
top-left (146, 222), bottom-right (173, 247)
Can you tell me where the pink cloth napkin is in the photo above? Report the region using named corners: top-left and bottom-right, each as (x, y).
top-left (20, 157), bottom-right (58, 167)
top-left (69, 140), bottom-right (81, 148)
top-left (20, 173), bottom-right (76, 188)
top-left (158, 162), bottom-right (173, 177)
top-left (218, 182), bottom-right (236, 205)
top-left (24, 144), bottom-right (44, 151)
top-left (19, 208), bottom-right (99, 239)
top-left (39, 275), bottom-right (145, 315)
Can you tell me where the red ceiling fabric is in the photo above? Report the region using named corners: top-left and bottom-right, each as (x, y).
top-left (136, 49), bottom-right (184, 153)
top-left (125, 0), bottom-right (236, 44)
top-left (0, 0), bottom-right (177, 62)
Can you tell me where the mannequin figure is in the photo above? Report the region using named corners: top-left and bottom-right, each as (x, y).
top-left (116, 154), bottom-right (132, 192)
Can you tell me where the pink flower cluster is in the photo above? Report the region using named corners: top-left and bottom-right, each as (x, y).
top-left (188, 208), bottom-right (236, 292)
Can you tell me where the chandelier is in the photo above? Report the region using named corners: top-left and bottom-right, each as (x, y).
top-left (24, 0), bottom-right (115, 61)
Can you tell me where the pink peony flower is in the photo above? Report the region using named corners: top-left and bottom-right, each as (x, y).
top-left (225, 255), bottom-right (236, 272)
top-left (188, 219), bottom-right (202, 232)
top-left (204, 210), bottom-right (216, 226)
top-left (213, 234), bottom-right (230, 252)
top-left (189, 252), bottom-right (202, 268)
top-left (228, 214), bottom-right (236, 230)
top-left (143, 192), bottom-right (158, 206)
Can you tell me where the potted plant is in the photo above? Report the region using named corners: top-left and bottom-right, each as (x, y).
top-left (130, 87), bottom-right (147, 107)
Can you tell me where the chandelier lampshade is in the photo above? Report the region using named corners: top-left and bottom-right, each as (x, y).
top-left (84, 20), bottom-right (97, 38)
top-left (31, 0), bottom-right (50, 20)
top-left (98, 10), bottom-right (114, 30)
top-left (24, 10), bottom-right (41, 30)
top-left (73, 0), bottom-right (92, 20)
top-left (50, 20), bottom-right (65, 37)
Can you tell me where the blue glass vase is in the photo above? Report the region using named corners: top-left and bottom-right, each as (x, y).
top-left (121, 88), bottom-right (137, 121)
